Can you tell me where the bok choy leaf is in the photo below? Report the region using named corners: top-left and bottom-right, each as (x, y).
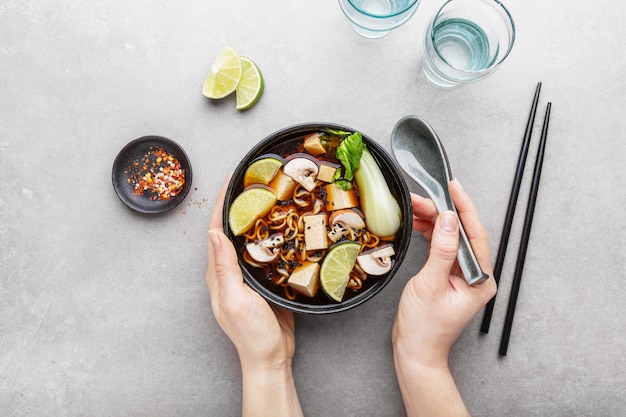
top-left (336, 132), bottom-right (402, 237)
top-left (335, 132), bottom-right (365, 181)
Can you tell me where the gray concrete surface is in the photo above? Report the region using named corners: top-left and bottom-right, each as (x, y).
top-left (1, 1), bottom-right (624, 416)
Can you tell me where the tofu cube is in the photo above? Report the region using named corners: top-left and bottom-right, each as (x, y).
top-left (269, 169), bottom-right (297, 201)
top-left (303, 214), bottom-right (328, 251)
top-left (323, 183), bottom-right (359, 211)
top-left (288, 261), bottom-right (320, 298)
top-left (303, 133), bottom-right (327, 155)
top-left (317, 163), bottom-right (338, 183)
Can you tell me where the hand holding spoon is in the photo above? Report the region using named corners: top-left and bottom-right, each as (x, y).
top-left (391, 115), bottom-right (488, 285)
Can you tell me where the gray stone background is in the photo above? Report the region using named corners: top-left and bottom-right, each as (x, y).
top-left (1, 0), bottom-right (624, 416)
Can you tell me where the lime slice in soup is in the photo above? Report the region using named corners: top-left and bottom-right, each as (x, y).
top-left (320, 242), bottom-right (361, 302)
top-left (243, 157), bottom-right (282, 187)
top-left (228, 187), bottom-right (277, 236)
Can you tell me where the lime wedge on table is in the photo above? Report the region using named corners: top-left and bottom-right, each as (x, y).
top-left (320, 242), bottom-right (361, 302)
top-left (228, 187), bottom-right (277, 236)
top-left (202, 46), bottom-right (242, 99)
top-left (236, 56), bottom-right (264, 110)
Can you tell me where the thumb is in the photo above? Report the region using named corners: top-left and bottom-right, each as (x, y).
top-left (207, 229), bottom-right (244, 295)
top-left (420, 211), bottom-right (460, 290)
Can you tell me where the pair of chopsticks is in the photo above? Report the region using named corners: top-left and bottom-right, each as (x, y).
top-left (480, 82), bottom-right (552, 356)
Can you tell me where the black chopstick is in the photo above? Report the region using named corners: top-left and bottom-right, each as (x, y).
top-left (480, 82), bottom-right (542, 333)
top-left (499, 102), bottom-right (552, 356)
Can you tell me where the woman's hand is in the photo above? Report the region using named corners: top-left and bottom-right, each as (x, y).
top-left (392, 179), bottom-right (496, 417)
top-left (206, 176), bottom-right (303, 417)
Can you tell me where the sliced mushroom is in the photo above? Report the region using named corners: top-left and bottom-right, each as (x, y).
top-left (246, 233), bottom-right (285, 263)
top-left (357, 244), bottom-right (396, 275)
top-left (328, 209), bottom-right (365, 242)
top-left (283, 157), bottom-right (319, 192)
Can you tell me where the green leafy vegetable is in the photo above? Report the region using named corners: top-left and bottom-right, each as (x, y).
top-left (331, 168), bottom-right (342, 183)
top-left (336, 132), bottom-right (365, 181)
top-left (323, 128), bottom-right (352, 137)
top-left (334, 179), bottom-right (352, 191)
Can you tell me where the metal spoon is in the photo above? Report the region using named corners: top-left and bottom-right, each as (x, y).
top-left (391, 115), bottom-right (488, 285)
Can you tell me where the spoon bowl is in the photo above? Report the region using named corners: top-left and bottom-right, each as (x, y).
top-left (391, 115), bottom-right (488, 285)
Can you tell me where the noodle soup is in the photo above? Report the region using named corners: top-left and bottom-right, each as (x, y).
top-left (223, 123), bottom-right (412, 314)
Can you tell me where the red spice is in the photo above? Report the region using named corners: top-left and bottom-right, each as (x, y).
top-left (127, 147), bottom-right (185, 201)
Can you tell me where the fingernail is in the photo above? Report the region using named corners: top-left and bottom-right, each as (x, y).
top-left (208, 230), bottom-right (221, 251)
top-left (440, 211), bottom-right (458, 233)
top-left (451, 178), bottom-right (463, 190)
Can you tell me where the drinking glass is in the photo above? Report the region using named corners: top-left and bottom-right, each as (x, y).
top-left (422, 0), bottom-right (515, 87)
top-left (338, 0), bottom-right (420, 39)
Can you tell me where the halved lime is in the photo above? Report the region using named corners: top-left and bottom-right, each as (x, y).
top-left (228, 187), bottom-right (277, 236)
top-left (236, 56), bottom-right (264, 110)
top-left (244, 157), bottom-right (282, 188)
top-left (320, 242), bottom-right (361, 302)
top-left (202, 46), bottom-right (242, 99)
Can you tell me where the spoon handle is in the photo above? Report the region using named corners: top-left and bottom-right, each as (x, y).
top-left (456, 219), bottom-right (489, 285)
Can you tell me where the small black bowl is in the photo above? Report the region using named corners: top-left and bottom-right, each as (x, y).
top-left (222, 123), bottom-right (412, 314)
top-left (112, 136), bottom-right (192, 214)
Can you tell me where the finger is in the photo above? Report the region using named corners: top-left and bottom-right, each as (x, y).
top-left (411, 193), bottom-right (438, 222)
top-left (207, 229), bottom-right (244, 296)
top-left (419, 210), bottom-right (460, 292)
top-left (207, 172), bottom-right (236, 293)
top-left (206, 174), bottom-right (234, 297)
top-left (449, 179), bottom-right (492, 271)
top-left (205, 229), bottom-right (220, 300)
top-left (411, 193), bottom-right (437, 241)
top-left (412, 218), bottom-right (434, 241)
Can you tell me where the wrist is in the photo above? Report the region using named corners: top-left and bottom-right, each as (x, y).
top-left (240, 357), bottom-right (293, 383)
top-left (240, 358), bottom-right (303, 417)
top-left (240, 356), bottom-right (296, 404)
top-left (392, 332), bottom-right (450, 372)
top-left (239, 349), bottom-right (293, 375)
top-left (393, 349), bottom-right (450, 382)
top-left (394, 359), bottom-right (470, 417)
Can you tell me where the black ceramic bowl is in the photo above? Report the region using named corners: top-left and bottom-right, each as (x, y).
top-left (222, 123), bottom-right (411, 314)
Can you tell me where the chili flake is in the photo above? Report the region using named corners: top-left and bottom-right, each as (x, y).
top-left (127, 146), bottom-right (186, 201)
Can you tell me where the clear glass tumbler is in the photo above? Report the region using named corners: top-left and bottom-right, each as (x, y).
top-left (422, 0), bottom-right (515, 87)
top-left (338, 0), bottom-right (421, 39)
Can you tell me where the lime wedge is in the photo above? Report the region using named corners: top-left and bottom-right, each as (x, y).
top-left (320, 242), bottom-right (361, 302)
top-left (228, 187), bottom-right (277, 236)
top-left (203, 47), bottom-right (242, 99)
top-left (236, 56), bottom-right (264, 110)
top-left (244, 157), bottom-right (283, 188)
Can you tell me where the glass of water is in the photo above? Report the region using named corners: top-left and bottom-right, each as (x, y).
top-left (422, 0), bottom-right (515, 87)
top-left (338, 0), bottom-right (421, 39)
